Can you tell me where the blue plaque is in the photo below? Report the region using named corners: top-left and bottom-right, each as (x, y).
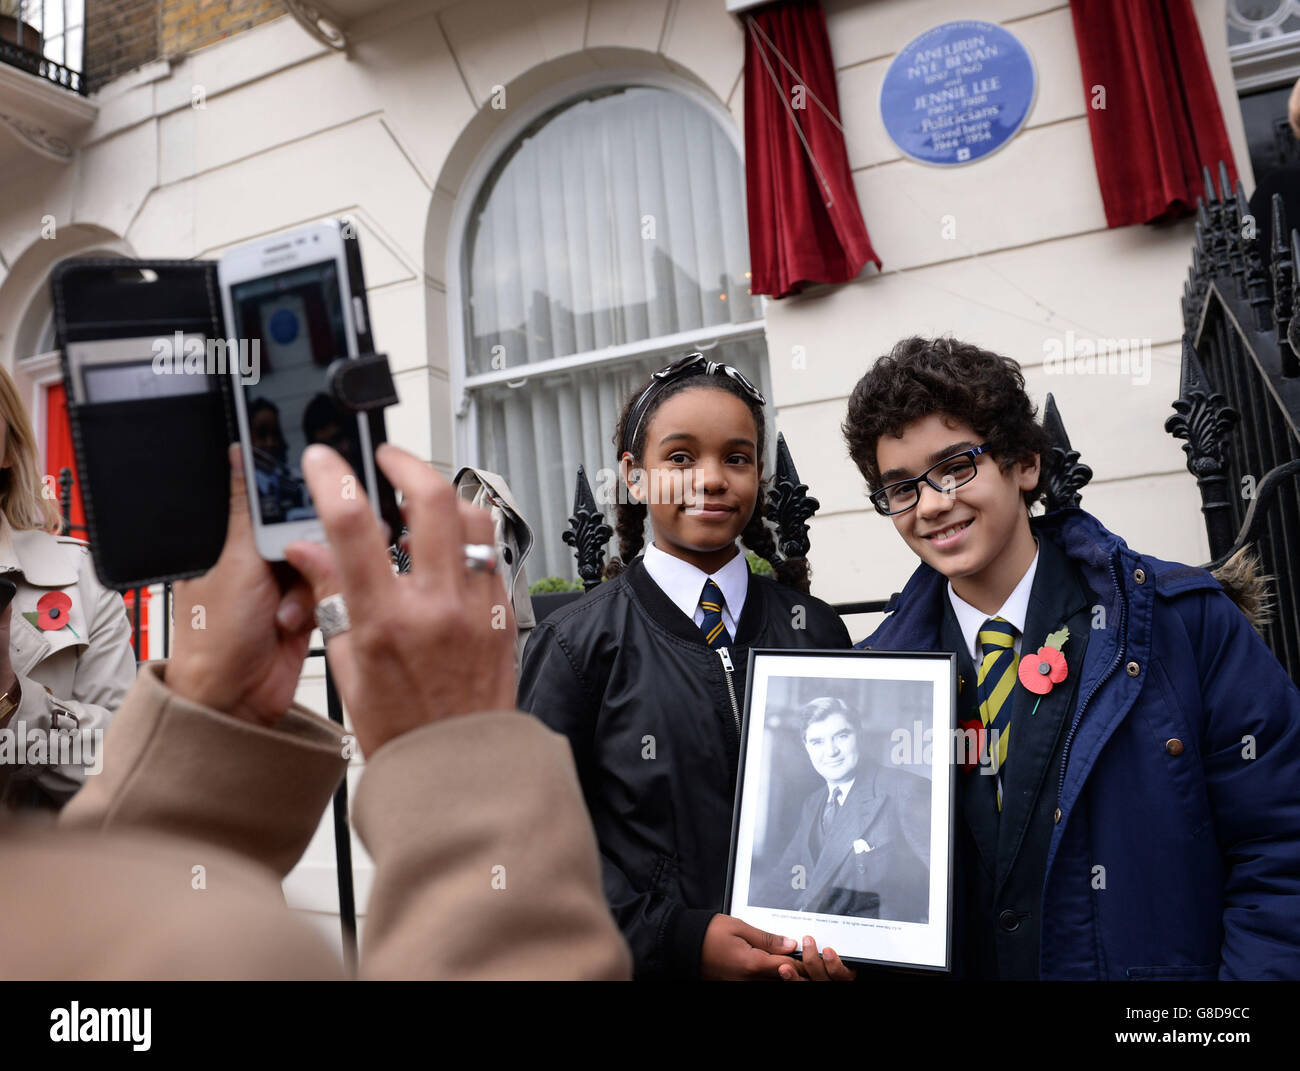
top-left (880, 20), bottom-right (1036, 167)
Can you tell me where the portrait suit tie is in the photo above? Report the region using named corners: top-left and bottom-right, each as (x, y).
top-left (698, 578), bottom-right (732, 649)
top-left (812, 786), bottom-right (842, 860)
top-left (976, 616), bottom-right (1019, 812)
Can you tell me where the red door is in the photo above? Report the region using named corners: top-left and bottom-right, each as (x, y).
top-left (44, 382), bottom-right (149, 659)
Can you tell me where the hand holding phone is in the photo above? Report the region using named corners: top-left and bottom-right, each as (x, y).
top-left (218, 219), bottom-right (398, 561)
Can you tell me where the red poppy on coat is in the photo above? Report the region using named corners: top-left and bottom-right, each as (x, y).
top-left (36, 591), bottom-right (73, 631)
top-left (1018, 645), bottom-right (1068, 695)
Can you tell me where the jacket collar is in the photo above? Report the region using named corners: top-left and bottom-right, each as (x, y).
top-left (626, 556), bottom-right (767, 647)
top-left (0, 526), bottom-right (79, 587)
top-left (862, 509), bottom-right (1133, 651)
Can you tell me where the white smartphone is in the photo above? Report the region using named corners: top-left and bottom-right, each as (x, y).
top-left (217, 219), bottom-right (382, 560)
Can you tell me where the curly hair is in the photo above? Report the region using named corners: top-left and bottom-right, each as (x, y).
top-left (841, 336), bottom-right (1048, 508)
top-left (603, 369), bottom-right (811, 593)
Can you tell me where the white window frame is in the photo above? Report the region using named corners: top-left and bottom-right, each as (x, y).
top-left (1231, 32), bottom-right (1300, 91)
top-left (445, 68), bottom-right (768, 472)
top-left (18, 341), bottom-right (63, 464)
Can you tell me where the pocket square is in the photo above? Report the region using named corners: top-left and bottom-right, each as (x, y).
top-left (853, 839), bottom-right (873, 854)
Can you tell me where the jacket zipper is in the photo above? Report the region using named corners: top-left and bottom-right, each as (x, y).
top-left (717, 647), bottom-right (742, 736)
top-left (1055, 557), bottom-right (1126, 813)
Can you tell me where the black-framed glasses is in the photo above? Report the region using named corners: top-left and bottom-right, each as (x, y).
top-left (622, 352), bottom-right (766, 455)
top-left (869, 445), bottom-right (991, 516)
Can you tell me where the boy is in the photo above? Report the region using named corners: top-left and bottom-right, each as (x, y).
top-left (841, 336), bottom-right (1300, 980)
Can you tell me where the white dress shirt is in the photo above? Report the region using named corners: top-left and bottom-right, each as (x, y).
top-left (641, 540), bottom-right (749, 640)
top-left (947, 544), bottom-right (1040, 662)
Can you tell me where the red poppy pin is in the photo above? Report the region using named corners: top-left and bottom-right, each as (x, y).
top-left (24, 592), bottom-right (80, 639)
top-left (1018, 625), bottom-right (1069, 714)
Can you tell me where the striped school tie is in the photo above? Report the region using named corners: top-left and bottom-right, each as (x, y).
top-left (698, 578), bottom-right (733, 649)
top-left (976, 616), bottom-right (1019, 812)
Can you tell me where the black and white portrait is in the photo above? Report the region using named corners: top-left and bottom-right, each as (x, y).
top-left (726, 650), bottom-right (955, 971)
top-left (752, 692), bottom-right (931, 922)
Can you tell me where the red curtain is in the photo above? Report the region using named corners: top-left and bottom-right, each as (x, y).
top-left (1070, 0), bottom-right (1237, 227)
top-left (744, 0), bottom-right (879, 298)
top-left (44, 382), bottom-right (84, 535)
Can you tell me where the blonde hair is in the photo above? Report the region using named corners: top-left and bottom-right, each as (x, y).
top-left (1289, 77), bottom-right (1300, 140)
top-left (0, 366), bottom-right (60, 533)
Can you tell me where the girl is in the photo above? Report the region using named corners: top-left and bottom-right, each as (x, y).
top-left (518, 353), bottom-right (851, 979)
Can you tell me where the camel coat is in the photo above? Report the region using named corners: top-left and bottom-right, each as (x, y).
top-left (0, 663), bottom-right (630, 980)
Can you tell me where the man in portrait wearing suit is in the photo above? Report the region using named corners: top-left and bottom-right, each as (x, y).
top-left (764, 697), bottom-right (931, 923)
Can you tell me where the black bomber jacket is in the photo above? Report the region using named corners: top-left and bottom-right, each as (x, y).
top-left (517, 557), bottom-right (852, 979)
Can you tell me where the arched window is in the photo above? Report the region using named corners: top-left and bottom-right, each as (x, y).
top-left (460, 84), bottom-right (770, 581)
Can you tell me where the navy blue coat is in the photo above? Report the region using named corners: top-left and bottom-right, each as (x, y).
top-left (859, 508), bottom-right (1300, 980)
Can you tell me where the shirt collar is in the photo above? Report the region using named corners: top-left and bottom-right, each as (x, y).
top-left (947, 544), bottom-right (1040, 662)
top-left (0, 525), bottom-right (80, 586)
top-left (642, 541), bottom-right (749, 625)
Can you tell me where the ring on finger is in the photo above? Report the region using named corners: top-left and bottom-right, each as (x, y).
top-left (463, 542), bottom-right (498, 575)
top-left (314, 593), bottom-right (351, 640)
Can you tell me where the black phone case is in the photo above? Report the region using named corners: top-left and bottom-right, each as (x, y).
top-left (340, 226), bottom-right (402, 540)
top-left (50, 259), bottom-right (236, 591)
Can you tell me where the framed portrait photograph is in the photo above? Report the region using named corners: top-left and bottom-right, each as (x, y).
top-left (724, 649), bottom-right (957, 972)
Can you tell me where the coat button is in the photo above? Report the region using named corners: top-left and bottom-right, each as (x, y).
top-left (1166, 737), bottom-right (1184, 756)
top-left (1053, 807), bottom-right (1062, 824)
top-left (1134, 567), bottom-right (1146, 584)
top-left (998, 909), bottom-right (1020, 932)
top-left (1126, 661), bottom-right (1141, 677)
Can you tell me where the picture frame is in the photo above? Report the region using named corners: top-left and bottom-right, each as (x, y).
top-left (724, 648), bottom-right (957, 972)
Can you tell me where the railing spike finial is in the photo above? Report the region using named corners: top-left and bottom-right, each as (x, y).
top-left (1219, 172), bottom-right (1245, 294)
top-left (766, 433), bottom-right (820, 561)
top-left (1271, 193), bottom-right (1295, 341)
top-left (1202, 164), bottom-right (1217, 206)
top-left (562, 464), bottom-right (612, 591)
top-left (1041, 394), bottom-right (1093, 511)
top-left (1240, 181), bottom-right (1273, 328)
top-left (1270, 191), bottom-right (1289, 259)
top-left (1164, 338), bottom-right (1240, 559)
top-left (1195, 198), bottom-right (1223, 277)
top-left (1189, 243), bottom-right (1209, 315)
top-left (1287, 229), bottom-right (1300, 379)
top-left (1217, 159), bottom-right (1233, 204)
top-left (58, 466), bottom-right (74, 537)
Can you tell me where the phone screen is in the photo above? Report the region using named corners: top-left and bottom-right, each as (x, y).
top-left (228, 259), bottom-right (366, 527)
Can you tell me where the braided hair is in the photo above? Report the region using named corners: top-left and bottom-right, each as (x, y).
top-left (603, 373), bottom-right (811, 593)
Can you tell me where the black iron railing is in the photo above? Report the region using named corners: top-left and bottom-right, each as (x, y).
top-left (1177, 163), bottom-right (1300, 683)
top-left (0, 1), bottom-right (85, 95)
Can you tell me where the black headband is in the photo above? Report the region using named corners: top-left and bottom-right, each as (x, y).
top-left (620, 352), bottom-right (766, 458)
